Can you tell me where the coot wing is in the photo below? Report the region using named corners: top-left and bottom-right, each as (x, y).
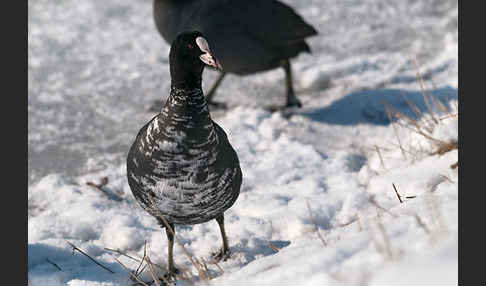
top-left (204, 0), bottom-right (317, 47)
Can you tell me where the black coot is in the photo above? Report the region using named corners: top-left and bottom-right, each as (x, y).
top-left (153, 0), bottom-right (317, 110)
top-left (127, 31), bottom-right (242, 277)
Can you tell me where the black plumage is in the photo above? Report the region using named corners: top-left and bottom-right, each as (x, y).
top-left (153, 0), bottom-right (318, 110)
top-left (127, 31), bottom-right (242, 276)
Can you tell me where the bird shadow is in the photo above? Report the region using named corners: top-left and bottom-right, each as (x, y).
top-left (28, 243), bottom-right (126, 283)
top-left (298, 86), bottom-right (458, 125)
top-left (229, 238), bottom-right (291, 268)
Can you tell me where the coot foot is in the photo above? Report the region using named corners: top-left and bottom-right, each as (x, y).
top-left (211, 248), bottom-right (231, 262)
top-left (286, 96), bottom-right (303, 109)
top-left (163, 266), bottom-right (180, 281)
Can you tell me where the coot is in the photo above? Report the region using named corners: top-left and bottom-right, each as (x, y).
top-left (127, 31), bottom-right (242, 277)
top-left (153, 0), bottom-right (317, 110)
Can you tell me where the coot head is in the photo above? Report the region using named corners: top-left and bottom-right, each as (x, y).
top-left (169, 31), bottom-right (222, 88)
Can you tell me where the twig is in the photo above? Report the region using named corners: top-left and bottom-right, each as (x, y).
top-left (112, 256), bottom-right (150, 286)
top-left (65, 240), bottom-right (115, 274)
top-left (200, 257), bottom-right (212, 280)
top-left (104, 247), bottom-right (141, 264)
top-left (450, 161), bottom-right (458, 169)
top-left (46, 258), bottom-right (63, 271)
top-left (268, 243), bottom-right (280, 253)
top-left (144, 257), bottom-right (162, 286)
top-left (392, 183), bottom-right (403, 203)
top-left (86, 176), bottom-right (108, 189)
top-left (135, 241), bottom-right (148, 278)
top-left (86, 177), bottom-right (123, 201)
top-left (207, 258), bottom-right (224, 274)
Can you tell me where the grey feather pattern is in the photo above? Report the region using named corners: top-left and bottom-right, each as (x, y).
top-left (127, 86), bottom-right (242, 225)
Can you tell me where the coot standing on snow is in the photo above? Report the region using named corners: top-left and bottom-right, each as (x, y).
top-left (127, 31), bottom-right (242, 277)
top-left (152, 0), bottom-right (317, 110)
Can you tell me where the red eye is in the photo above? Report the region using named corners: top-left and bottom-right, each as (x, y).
top-left (188, 43), bottom-right (194, 49)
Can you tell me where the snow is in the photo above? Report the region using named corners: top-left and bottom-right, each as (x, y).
top-left (28, 0), bottom-right (458, 285)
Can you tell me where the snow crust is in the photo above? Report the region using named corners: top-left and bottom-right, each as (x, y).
top-left (28, 0), bottom-right (458, 285)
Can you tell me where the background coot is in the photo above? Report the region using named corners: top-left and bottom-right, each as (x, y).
top-left (153, 0), bottom-right (318, 110)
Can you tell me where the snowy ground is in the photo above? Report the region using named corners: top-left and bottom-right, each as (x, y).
top-left (28, 0), bottom-right (458, 285)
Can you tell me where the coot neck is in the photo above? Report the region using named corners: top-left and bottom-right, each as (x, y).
top-left (159, 85), bottom-right (214, 142)
top-left (161, 84), bottom-right (210, 120)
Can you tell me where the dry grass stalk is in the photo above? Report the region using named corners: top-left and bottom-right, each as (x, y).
top-left (206, 257), bottom-right (224, 274)
top-left (375, 215), bottom-right (394, 260)
top-left (434, 97), bottom-right (454, 119)
top-left (375, 145), bottom-right (386, 169)
top-left (200, 258), bottom-right (212, 280)
top-left (439, 113), bottom-right (458, 121)
top-left (112, 256), bottom-right (150, 286)
top-left (144, 256), bottom-right (162, 286)
top-left (65, 240), bottom-right (115, 274)
top-left (104, 247), bottom-right (141, 264)
top-left (385, 105), bottom-right (407, 159)
top-left (356, 215), bottom-right (362, 232)
top-left (368, 196), bottom-right (398, 218)
top-left (134, 241), bottom-right (148, 279)
top-left (423, 192), bottom-right (448, 239)
top-left (400, 92), bottom-right (424, 119)
top-left (412, 58), bottom-right (439, 124)
top-left (384, 140), bottom-right (419, 161)
top-left (192, 258), bottom-right (208, 281)
top-left (105, 246), bottom-right (179, 281)
top-left (389, 107), bottom-right (446, 145)
top-left (305, 200), bottom-right (328, 246)
top-left (105, 242), bottom-right (150, 280)
top-left (392, 183), bottom-right (403, 203)
top-left (431, 141), bottom-right (458, 156)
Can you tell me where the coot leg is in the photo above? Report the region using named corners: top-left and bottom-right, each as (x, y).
top-left (206, 72), bottom-right (227, 109)
top-left (213, 214), bottom-right (231, 261)
top-left (282, 59), bottom-right (302, 108)
top-left (164, 223), bottom-right (180, 277)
